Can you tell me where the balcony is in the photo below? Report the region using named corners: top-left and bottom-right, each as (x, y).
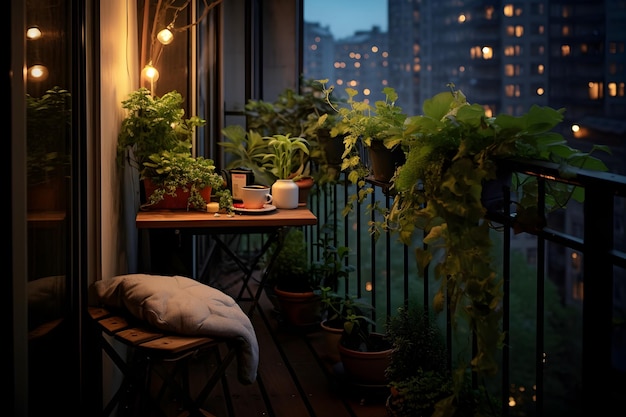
top-left (115, 157), bottom-right (625, 417)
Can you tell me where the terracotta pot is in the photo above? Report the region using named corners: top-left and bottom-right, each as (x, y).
top-left (27, 175), bottom-right (65, 211)
top-left (367, 141), bottom-right (405, 183)
top-left (295, 177), bottom-right (315, 206)
top-left (143, 178), bottom-right (211, 210)
top-left (274, 286), bottom-right (321, 326)
top-left (320, 319), bottom-right (344, 364)
top-left (338, 332), bottom-right (392, 385)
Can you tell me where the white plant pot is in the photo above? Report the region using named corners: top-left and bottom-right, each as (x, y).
top-left (271, 179), bottom-right (299, 209)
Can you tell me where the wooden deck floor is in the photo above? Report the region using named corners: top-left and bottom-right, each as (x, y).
top-left (157, 270), bottom-right (390, 417)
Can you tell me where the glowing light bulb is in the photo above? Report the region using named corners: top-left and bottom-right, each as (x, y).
top-left (26, 26), bottom-right (42, 40)
top-left (141, 64), bottom-right (160, 82)
top-left (27, 65), bottom-right (49, 81)
top-left (157, 27), bottom-right (174, 45)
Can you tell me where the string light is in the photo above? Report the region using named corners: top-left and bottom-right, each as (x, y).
top-left (144, 0), bottom-right (223, 87)
top-left (26, 26), bottom-right (42, 40)
top-left (141, 63), bottom-right (160, 94)
top-left (141, 63), bottom-right (160, 82)
top-left (157, 25), bottom-right (174, 45)
top-left (27, 64), bottom-right (49, 81)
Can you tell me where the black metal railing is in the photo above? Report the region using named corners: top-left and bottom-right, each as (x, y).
top-left (304, 158), bottom-right (626, 417)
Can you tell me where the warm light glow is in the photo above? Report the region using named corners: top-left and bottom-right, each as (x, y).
top-left (157, 27), bottom-right (174, 45)
top-left (141, 64), bottom-right (160, 82)
top-left (458, 14), bottom-right (466, 23)
top-left (482, 46), bottom-right (493, 59)
top-left (561, 44), bottom-right (571, 56)
top-left (26, 26), bottom-right (42, 40)
top-left (571, 124), bottom-right (580, 133)
top-left (27, 65), bottom-right (49, 81)
top-left (587, 81), bottom-right (603, 99)
top-left (536, 87), bottom-right (544, 95)
top-left (365, 282), bottom-right (372, 292)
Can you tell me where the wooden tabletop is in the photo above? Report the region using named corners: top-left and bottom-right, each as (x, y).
top-left (136, 206), bottom-right (317, 231)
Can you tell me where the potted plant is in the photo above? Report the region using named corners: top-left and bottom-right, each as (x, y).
top-left (219, 126), bottom-right (274, 186)
top-left (317, 80), bottom-right (406, 216)
top-left (140, 143), bottom-right (232, 211)
top-left (336, 301), bottom-right (392, 386)
top-left (243, 78), bottom-right (346, 186)
top-left (384, 305), bottom-right (453, 417)
top-left (319, 289), bottom-right (372, 364)
top-left (379, 85), bottom-right (611, 397)
top-left (260, 133), bottom-right (310, 209)
top-left (307, 223), bottom-right (358, 362)
top-left (267, 227), bottom-right (322, 327)
top-left (117, 87), bottom-right (205, 172)
top-left (384, 306), bottom-right (498, 417)
top-left (26, 86), bottom-right (72, 210)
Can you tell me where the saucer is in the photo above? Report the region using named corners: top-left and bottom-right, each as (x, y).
top-left (233, 204), bottom-right (277, 214)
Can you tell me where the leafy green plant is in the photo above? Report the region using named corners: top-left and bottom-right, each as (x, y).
top-left (117, 87), bottom-right (205, 172)
top-left (242, 78), bottom-right (345, 185)
top-left (141, 144), bottom-right (232, 211)
top-left (26, 86), bottom-right (72, 186)
top-left (385, 306), bottom-right (447, 382)
top-left (266, 227), bottom-right (314, 292)
top-left (261, 134), bottom-right (310, 180)
top-left (310, 224), bottom-right (356, 293)
top-left (381, 85), bottom-right (611, 387)
top-left (219, 126), bottom-right (274, 186)
top-left (318, 79), bottom-right (406, 215)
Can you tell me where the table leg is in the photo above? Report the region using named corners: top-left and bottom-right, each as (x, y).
top-left (211, 227), bottom-right (287, 316)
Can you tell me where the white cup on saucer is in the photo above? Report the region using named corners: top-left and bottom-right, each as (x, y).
top-left (241, 185), bottom-right (273, 209)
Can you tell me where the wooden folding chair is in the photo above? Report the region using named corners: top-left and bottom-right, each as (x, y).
top-left (89, 306), bottom-right (237, 417)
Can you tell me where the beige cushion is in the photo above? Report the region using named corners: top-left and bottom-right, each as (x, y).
top-left (92, 273), bottom-right (258, 384)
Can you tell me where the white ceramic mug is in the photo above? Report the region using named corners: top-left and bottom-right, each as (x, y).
top-left (241, 185), bottom-right (273, 209)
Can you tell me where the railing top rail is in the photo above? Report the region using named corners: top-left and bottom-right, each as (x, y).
top-left (505, 158), bottom-right (626, 196)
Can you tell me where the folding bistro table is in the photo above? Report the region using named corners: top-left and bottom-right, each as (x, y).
top-left (135, 206), bottom-right (318, 316)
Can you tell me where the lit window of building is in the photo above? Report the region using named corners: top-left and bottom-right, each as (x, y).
top-left (485, 5), bottom-right (495, 19)
top-left (609, 82), bottom-right (617, 97)
top-left (588, 81), bottom-right (603, 99)
top-left (561, 44), bottom-right (571, 56)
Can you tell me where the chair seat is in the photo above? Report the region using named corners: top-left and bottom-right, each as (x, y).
top-left (89, 306), bottom-right (236, 417)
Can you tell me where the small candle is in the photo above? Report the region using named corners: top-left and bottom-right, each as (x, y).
top-left (207, 202), bottom-right (219, 213)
